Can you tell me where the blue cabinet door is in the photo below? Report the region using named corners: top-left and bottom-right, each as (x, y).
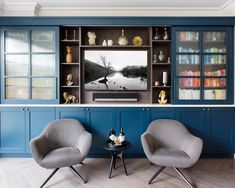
top-left (87, 108), bottom-right (116, 156)
top-left (117, 108), bottom-right (145, 155)
top-left (26, 107), bottom-right (56, 152)
top-left (207, 108), bottom-right (234, 156)
top-left (175, 108), bottom-right (208, 154)
top-left (56, 107), bottom-right (87, 126)
top-left (0, 108), bottom-right (26, 153)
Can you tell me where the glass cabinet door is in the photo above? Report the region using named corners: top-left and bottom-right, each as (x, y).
top-left (174, 28), bottom-right (231, 104)
top-left (2, 28), bottom-right (58, 103)
top-left (176, 31), bottom-right (201, 100)
top-left (203, 31), bottom-right (227, 100)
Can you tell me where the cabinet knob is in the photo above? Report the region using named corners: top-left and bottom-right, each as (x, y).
top-left (21, 108), bottom-right (24, 111)
top-left (142, 108), bottom-right (145, 111)
top-left (86, 108), bottom-right (89, 111)
top-left (146, 108), bottom-right (150, 111)
top-left (81, 108), bottom-right (84, 111)
top-left (207, 108), bottom-right (210, 111)
top-left (202, 108), bottom-right (206, 111)
top-left (26, 108), bottom-right (29, 111)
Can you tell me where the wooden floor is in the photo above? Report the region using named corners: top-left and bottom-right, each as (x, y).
top-left (0, 158), bottom-right (235, 188)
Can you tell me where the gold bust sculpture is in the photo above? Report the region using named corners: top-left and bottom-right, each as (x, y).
top-left (158, 90), bottom-right (167, 104)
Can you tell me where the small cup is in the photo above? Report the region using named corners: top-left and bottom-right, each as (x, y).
top-left (107, 39), bottom-right (113, 46)
top-left (154, 81), bottom-right (159, 86)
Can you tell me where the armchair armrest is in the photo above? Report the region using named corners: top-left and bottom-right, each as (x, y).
top-left (75, 131), bottom-right (92, 157)
top-left (181, 133), bottom-right (203, 163)
top-left (141, 132), bottom-right (158, 160)
top-left (29, 134), bottom-right (50, 164)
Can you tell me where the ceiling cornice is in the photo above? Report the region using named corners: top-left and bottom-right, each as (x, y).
top-left (0, 0), bottom-right (235, 16)
top-left (4, 2), bottom-right (41, 16)
top-left (0, 0), bottom-right (4, 15)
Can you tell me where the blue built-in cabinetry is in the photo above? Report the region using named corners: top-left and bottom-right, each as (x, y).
top-left (172, 27), bottom-right (233, 104)
top-left (1, 107), bottom-right (234, 158)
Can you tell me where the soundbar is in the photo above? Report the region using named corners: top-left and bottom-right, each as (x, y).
top-left (93, 93), bottom-right (139, 102)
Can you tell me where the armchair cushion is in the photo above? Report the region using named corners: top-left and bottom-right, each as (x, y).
top-left (40, 147), bottom-right (82, 169)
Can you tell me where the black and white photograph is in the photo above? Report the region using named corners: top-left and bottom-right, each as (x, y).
top-left (84, 50), bottom-right (148, 90)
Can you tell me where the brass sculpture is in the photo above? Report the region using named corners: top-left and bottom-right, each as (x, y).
top-left (66, 74), bottom-right (74, 86)
top-left (63, 92), bottom-right (78, 104)
top-left (158, 90), bottom-right (167, 104)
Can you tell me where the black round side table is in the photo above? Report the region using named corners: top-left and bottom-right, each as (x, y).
top-left (103, 141), bottom-right (131, 178)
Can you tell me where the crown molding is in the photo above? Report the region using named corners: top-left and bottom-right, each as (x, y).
top-left (39, 7), bottom-right (233, 16)
top-left (0, 0), bottom-right (4, 15)
top-left (4, 2), bottom-right (41, 16)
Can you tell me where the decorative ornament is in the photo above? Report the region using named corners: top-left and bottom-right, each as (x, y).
top-left (118, 29), bottom-right (129, 46)
top-left (154, 28), bottom-right (160, 40)
top-left (66, 73), bottom-right (74, 86)
top-left (158, 50), bottom-right (165, 62)
top-left (158, 90), bottom-right (167, 104)
top-left (63, 92), bottom-right (78, 104)
top-left (66, 46), bottom-right (72, 63)
top-left (132, 36), bottom-right (143, 46)
top-left (163, 27), bottom-right (169, 40)
top-left (87, 31), bottom-right (96, 45)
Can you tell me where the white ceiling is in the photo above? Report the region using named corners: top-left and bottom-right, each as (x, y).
top-left (2, 0), bottom-right (233, 8)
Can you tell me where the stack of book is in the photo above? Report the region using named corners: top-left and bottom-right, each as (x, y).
top-left (179, 89), bottom-right (200, 100)
top-left (204, 90), bottom-right (226, 100)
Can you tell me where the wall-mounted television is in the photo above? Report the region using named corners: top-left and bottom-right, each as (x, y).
top-left (84, 50), bottom-right (148, 91)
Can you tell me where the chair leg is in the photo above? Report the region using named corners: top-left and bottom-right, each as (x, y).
top-left (69, 166), bottom-right (87, 184)
top-left (148, 166), bottom-right (165, 184)
top-left (173, 167), bottom-right (195, 188)
top-left (40, 168), bottom-right (59, 188)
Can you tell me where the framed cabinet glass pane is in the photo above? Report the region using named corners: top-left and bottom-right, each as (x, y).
top-left (5, 78), bottom-right (29, 99)
top-left (204, 89), bottom-right (226, 100)
top-left (32, 54), bottom-right (55, 76)
top-left (5, 31), bottom-right (29, 52)
top-left (177, 78), bottom-right (200, 100)
top-left (177, 32), bottom-right (200, 52)
top-left (32, 78), bottom-right (55, 99)
top-left (32, 31), bottom-right (55, 52)
top-left (203, 32), bottom-right (226, 53)
top-left (5, 55), bottom-right (29, 76)
top-left (203, 55), bottom-right (226, 65)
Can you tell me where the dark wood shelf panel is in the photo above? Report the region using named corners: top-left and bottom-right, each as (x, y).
top-left (61, 40), bottom-right (79, 43)
top-left (152, 39), bottom-right (171, 43)
top-left (80, 45), bottom-right (151, 48)
top-left (152, 63), bottom-right (171, 65)
top-left (152, 86), bottom-right (171, 88)
top-left (179, 86), bottom-right (200, 89)
top-left (204, 87), bottom-right (226, 90)
top-left (61, 85), bottom-right (80, 88)
top-left (61, 62), bottom-right (80, 65)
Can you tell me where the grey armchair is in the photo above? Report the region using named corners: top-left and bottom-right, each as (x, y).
top-left (141, 119), bottom-right (203, 188)
top-left (30, 119), bottom-right (92, 188)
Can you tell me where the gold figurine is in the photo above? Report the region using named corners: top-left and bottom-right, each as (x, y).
top-left (158, 90), bottom-right (167, 104)
top-left (63, 92), bottom-right (78, 104)
top-left (66, 46), bottom-right (72, 63)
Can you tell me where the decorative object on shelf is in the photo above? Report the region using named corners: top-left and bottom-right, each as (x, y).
top-left (163, 72), bottom-right (168, 86)
top-left (118, 128), bottom-right (125, 143)
top-left (167, 57), bottom-right (171, 64)
top-left (102, 40), bottom-right (107, 46)
top-left (163, 27), bottom-right (169, 40)
top-left (66, 46), bottom-right (73, 63)
top-left (87, 31), bottom-right (96, 45)
top-left (66, 73), bottom-right (74, 86)
top-left (117, 29), bottom-right (129, 46)
top-left (132, 36), bottom-right (143, 46)
top-left (158, 50), bottom-right (165, 62)
top-left (154, 28), bottom-right (160, 40)
top-left (153, 54), bottom-right (157, 63)
top-left (109, 128), bottom-right (116, 143)
top-left (73, 29), bottom-right (76, 40)
top-left (154, 81), bottom-right (159, 86)
top-left (63, 92), bottom-right (78, 104)
top-left (158, 90), bottom-right (167, 104)
top-left (65, 29), bottom-right (68, 40)
top-left (107, 39), bottom-right (113, 46)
